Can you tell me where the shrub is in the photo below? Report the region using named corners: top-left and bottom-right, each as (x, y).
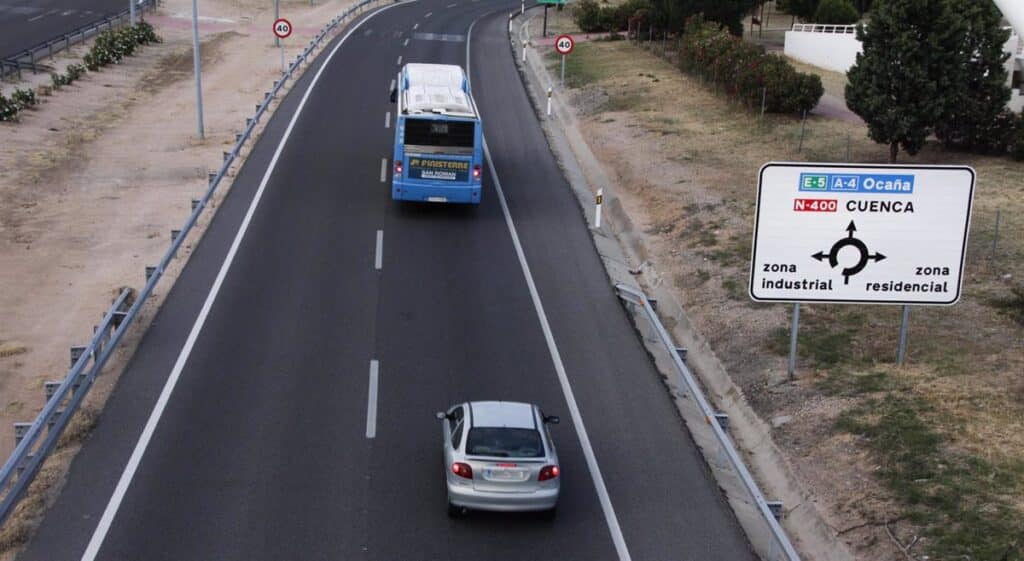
top-left (0, 92), bottom-right (18, 122)
top-left (10, 88), bottom-right (37, 109)
top-left (51, 72), bottom-right (69, 89)
top-left (678, 16), bottom-right (823, 115)
top-left (574, 0), bottom-right (603, 32)
top-left (65, 63), bottom-right (86, 83)
top-left (83, 23), bottom-right (161, 72)
top-left (813, 0), bottom-right (860, 24)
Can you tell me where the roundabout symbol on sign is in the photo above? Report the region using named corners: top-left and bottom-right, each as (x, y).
top-left (273, 18), bottom-right (293, 39)
top-left (554, 34), bottom-right (574, 55)
top-left (812, 220), bottom-right (886, 285)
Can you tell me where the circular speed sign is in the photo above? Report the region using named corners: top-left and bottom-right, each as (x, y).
top-left (554, 34), bottom-right (574, 55)
top-left (273, 18), bottom-right (293, 39)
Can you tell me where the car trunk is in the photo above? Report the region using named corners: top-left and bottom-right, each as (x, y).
top-left (467, 457), bottom-right (544, 493)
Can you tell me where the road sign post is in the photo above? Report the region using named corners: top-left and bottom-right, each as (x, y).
top-left (554, 34), bottom-right (574, 86)
top-left (788, 303), bottom-right (800, 378)
top-left (273, 18), bottom-right (293, 73)
top-left (750, 163), bottom-right (975, 367)
top-left (191, 0), bottom-right (204, 139)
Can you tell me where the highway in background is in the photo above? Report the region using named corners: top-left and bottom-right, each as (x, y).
top-left (0, 0), bottom-right (130, 60)
top-left (17, 1), bottom-right (757, 559)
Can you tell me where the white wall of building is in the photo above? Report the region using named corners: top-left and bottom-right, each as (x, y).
top-left (784, 28), bottom-right (862, 73)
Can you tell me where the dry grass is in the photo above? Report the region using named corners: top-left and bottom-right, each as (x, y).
top-left (0, 342), bottom-right (27, 359)
top-left (561, 38), bottom-right (1024, 561)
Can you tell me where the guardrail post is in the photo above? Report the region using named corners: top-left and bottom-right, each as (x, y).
top-left (191, 199), bottom-right (201, 211)
top-left (209, 172), bottom-right (217, 186)
top-left (112, 310), bottom-right (128, 328)
top-left (46, 409), bottom-right (64, 431)
top-left (714, 413), bottom-right (729, 432)
top-left (235, 133), bottom-right (243, 145)
top-left (145, 266), bottom-right (156, 281)
top-left (766, 501), bottom-right (783, 521)
top-left (13, 423), bottom-right (31, 446)
top-left (171, 229), bottom-right (181, 243)
top-left (223, 151), bottom-right (231, 163)
top-left (674, 347), bottom-right (688, 364)
top-left (45, 382), bottom-right (61, 403)
top-left (70, 346), bottom-right (86, 368)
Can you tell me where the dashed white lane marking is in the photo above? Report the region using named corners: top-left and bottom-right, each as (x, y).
top-left (446, 3), bottom-right (457, 7)
top-left (385, 111), bottom-right (391, 129)
top-left (375, 230), bottom-right (384, 270)
top-left (366, 360), bottom-right (379, 438)
top-left (397, 55), bottom-right (403, 65)
top-left (380, 157), bottom-right (388, 183)
top-left (424, 11), bottom-right (432, 17)
top-left (466, 15), bottom-right (634, 561)
top-left (413, 22), bottom-right (419, 30)
top-left (389, 78), bottom-right (396, 94)
top-left (403, 37), bottom-right (409, 47)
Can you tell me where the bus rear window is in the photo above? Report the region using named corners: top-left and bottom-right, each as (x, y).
top-left (404, 118), bottom-right (475, 148)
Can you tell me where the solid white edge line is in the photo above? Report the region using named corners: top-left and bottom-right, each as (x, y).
top-left (466, 16), bottom-right (633, 561)
top-left (380, 157), bottom-right (388, 182)
top-left (385, 111), bottom-right (391, 128)
top-left (79, 4), bottom-right (409, 560)
top-left (375, 229), bottom-right (384, 270)
top-left (366, 360), bottom-right (379, 438)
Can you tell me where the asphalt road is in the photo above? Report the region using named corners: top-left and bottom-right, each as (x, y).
top-left (17, 1), bottom-right (758, 560)
top-left (0, 0), bottom-right (130, 60)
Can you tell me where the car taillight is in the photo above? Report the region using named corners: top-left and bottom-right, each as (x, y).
top-left (538, 465), bottom-right (559, 481)
top-left (394, 161), bottom-right (403, 175)
top-left (472, 165), bottom-right (481, 180)
top-left (452, 462), bottom-right (473, 479)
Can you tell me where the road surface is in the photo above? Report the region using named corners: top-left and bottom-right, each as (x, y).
top-left (17, 1), bottom-right (758, 560)
top-left (0, 0), bottom-right (130, 60)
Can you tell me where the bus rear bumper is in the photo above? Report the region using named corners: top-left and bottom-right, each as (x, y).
top-left (392, 181), bottom-right (481, 204)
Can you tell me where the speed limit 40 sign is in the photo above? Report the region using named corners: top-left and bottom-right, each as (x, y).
top-left (554, 34), bottom-right (574, 55)
top-left (273, 18), bottom-right (293, 39)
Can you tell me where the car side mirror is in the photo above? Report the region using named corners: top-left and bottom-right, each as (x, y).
top-left (544, 415), bottom-right (560, 425)
top-left (390, 87), bottom-right (398, 103)
top-left (436, 411), bottom-right (448, 421)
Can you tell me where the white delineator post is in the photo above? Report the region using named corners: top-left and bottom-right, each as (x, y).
top-left (522, 41), bottom-right (527, 62)
top-left (594, 189), bottom-right (603, 229)
top-left (546, 87), bottom-right (552, 116)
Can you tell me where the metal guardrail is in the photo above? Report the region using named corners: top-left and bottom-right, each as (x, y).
top-left (0, 0), bottom-right (158, 81)
top-left (615, 283), bottom-right (801, 561)
top-left (0, 0), bottom-right (381, 527)
top-left (790, 23), bottom-right (857, 34)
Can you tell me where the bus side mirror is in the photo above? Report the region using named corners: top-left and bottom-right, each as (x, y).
top-left (390, 87), bottom-right (398, 103)
top-left (436, 411), bottom-right (448, 421)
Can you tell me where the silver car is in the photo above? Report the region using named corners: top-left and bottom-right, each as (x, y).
top-left (436, 401), bottom-right (560, 518)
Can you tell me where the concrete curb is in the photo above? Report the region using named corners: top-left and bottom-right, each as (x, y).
top-left (511, 11), bottom-right (855, 561)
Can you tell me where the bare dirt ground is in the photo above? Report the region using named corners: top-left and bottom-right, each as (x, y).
top-left (0, 0), bottom-right (357, 554)
top-left (544, 31), bottom-right (1024, 561)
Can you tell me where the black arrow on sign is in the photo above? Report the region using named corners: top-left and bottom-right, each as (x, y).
top-left (846, 220), bottom-right (857, 237)
top-left (812, 251), bottom-right (827, 262)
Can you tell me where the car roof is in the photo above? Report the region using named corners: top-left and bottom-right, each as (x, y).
top-left (468, 401), bottom-right (536, 430)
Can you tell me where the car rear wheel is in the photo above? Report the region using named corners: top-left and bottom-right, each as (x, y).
top-left (539, 506), bottom-right (557, 520)
top-left (447, 501), bottom-right (466, 518)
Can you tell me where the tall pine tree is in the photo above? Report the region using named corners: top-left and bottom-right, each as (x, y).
top-left (934, 0), bottom-right (1011, 151)
top-left (845, 0), bottom-right (962, 161)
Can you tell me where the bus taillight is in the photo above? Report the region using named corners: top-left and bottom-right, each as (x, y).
top-left (472, 165), bottom-right (481, 180)
top-left (394, 160), bottom-right (403, 176)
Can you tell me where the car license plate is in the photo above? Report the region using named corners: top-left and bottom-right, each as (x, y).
top-left (427, 196), bottom-right (447, 203)
top-left (485, 468), bottom-right (526, 481)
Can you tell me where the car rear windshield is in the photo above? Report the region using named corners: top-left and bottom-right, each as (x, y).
top-left (466, 428), bottom-right (544, 458)
top-left (404, 118), bottom-right (475, 148)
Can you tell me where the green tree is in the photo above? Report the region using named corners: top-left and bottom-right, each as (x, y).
top-left (933, 0), bottom-right (1011, 151)
top-left (813, 0), bottom-right (860, 23)
top-left (777, 0), bottom-right (820, 20)
top-left (845, 0), bottom-right (962, 161)
top-left (693, 0), bottom-right (761, 35)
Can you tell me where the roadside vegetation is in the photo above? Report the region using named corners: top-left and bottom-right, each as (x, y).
top-left (549, 22), bottom-right (1024, 561)
top-left (0, 22), bottom-right (160, 123)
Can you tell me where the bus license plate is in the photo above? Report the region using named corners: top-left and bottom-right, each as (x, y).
top-left (427, 196), bottom-right (448, 203)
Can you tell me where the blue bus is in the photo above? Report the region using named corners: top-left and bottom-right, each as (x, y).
top-left (390, 63), bottom-right (483, 204)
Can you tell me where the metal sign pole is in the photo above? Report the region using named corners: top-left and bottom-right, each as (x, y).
top-left (274, 0), bottom-right (281, 47)
top-left (543, 4), bottom-right (548, 37)
top-left (191, 0), bottom-right (204, 139)
top-left (896, 305), bottom-right (911, 366)
top-left (560, 54), bottom-right (565, 86)
top-left (280, 44), bottom-right (285, 72)
top-left (130, 0), bottom-right (137, 25)
top-left (788, 303), bottom-right (800, 379)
